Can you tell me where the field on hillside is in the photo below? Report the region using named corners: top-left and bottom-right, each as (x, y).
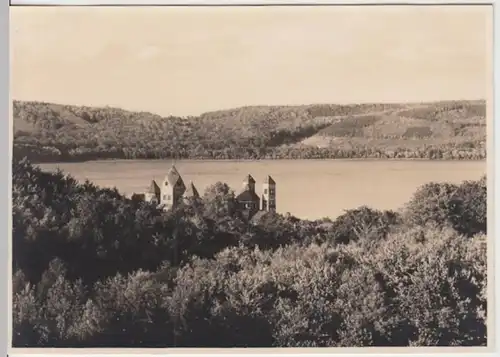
top-left (12, 100), bottom-right (486, 162)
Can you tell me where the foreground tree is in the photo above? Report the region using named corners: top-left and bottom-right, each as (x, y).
top-left (11, 159), bottom-right (487, 347)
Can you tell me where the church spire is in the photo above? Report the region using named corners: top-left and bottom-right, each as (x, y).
top-left (242, 174), bottom-right (256, 192)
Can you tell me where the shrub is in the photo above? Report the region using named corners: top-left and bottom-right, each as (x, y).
top-left (326, 206), bottom-right (400, 245)
top-left (404, 177), bottom-right (486, 237)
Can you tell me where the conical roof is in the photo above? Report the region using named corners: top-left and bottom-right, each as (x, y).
top-left (184, 181), bottom-right (200, 198)
top-left (165, 165), bottom-right (182, 185)
top-left (146, 180), bottom-right (161, 194)
top-left (264, 175), bottom-right (276, 185)
top-left (236, 190), bottom-right (260, 202)
top-left (244, 174), bottom-right (256, 183)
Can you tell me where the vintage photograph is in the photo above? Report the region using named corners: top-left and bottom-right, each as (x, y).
top-left (10, 4), bottom-right (490, 348)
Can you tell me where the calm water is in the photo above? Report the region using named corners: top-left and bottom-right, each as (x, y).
top-left (38, 159), bottom-right (486, 220)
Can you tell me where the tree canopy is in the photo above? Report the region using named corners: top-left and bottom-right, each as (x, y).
top-left (12, 158), bottom-right (487, 347)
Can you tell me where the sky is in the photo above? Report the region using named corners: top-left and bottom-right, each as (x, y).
top-left (10, 5), bottom-right (492, 117)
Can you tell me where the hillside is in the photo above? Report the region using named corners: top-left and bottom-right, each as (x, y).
top-left (12, 99), bottom-right (486, 162)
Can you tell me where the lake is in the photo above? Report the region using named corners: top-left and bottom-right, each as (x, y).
top-left (38, 159), bottom-right (486, 220)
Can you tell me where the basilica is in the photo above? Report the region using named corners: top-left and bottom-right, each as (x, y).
top-left (134, 165), bottom-right (276, 219)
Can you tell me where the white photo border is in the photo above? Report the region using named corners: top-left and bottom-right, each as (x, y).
top-left (3, 1), bottom-right (498, 357)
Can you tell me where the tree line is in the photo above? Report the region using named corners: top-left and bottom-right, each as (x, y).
top-left (13, 140), bottom-right (487, 162)
top-left (12, 157), bottom-right (487, 347)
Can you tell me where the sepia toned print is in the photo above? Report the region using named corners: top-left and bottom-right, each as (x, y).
top-left (10, 5), bottom-right (490, 348)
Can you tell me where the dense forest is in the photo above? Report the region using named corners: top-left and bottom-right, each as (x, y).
top-left (12, 157), bottom-right (487, 347)
top-left (13, 100), bottom-right (486, 162)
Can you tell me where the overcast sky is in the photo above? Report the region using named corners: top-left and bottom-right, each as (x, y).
top-left (10, 5), bottom-right (492, 116)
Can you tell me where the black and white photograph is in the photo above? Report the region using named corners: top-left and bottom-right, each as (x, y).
top-left (10, 3), bottom-right (491, 349)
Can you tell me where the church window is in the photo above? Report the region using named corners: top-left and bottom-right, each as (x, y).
top-left (163, 195), bottom-right (167, 200)
top-left (264, 189), bottom-right (268, 194)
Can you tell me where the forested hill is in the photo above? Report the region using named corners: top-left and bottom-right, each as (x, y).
top-left (12, 99), bottom-right (486, 162)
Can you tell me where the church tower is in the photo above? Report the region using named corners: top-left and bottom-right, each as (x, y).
top-left (261, 175), bottom-right (276, 212)
top-left (160, 165), bottom-right (186, 210)
top-left (242, 174), bottom-right (256, 193)
top-left (236, 174), bottom-right (260, 219)
top-left (183, 181), bottom-right (200, 203)
top-left (145, 180), bottom-right (161, 205)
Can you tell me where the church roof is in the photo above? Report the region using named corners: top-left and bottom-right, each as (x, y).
top-left (243, 174), bottom-right (256, 183)
top-left (165, 165), bottom-right (182, 185)
top-left (236, 190), bottom-right (260, 202)
top-left (264, 175), bottom-right (276, 185)
top-left (146, 180), bottom-right (161, 194)
top-left (184, 181), bottom-right (200, 198)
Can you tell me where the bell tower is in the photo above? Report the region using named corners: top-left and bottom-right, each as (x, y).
top-left (261, 175), bottom-right (276, 212)
top-left (242, 174), bottom-right (256, 193)
top-left (161, 165), bottom-right (186, 210)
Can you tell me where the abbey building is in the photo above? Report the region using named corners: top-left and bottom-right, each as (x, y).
top-left (235, 174), bottom-right (276, 219)
top-left (134, 165), bottom-right (276, 219)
